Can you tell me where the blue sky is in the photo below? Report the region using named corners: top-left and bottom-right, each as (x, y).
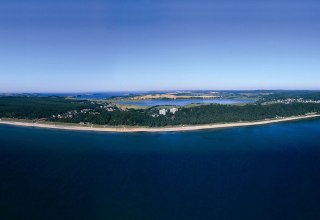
top-left (1, 0), bottom-right (320, 92)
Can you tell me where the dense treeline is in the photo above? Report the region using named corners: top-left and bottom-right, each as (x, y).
top-left (261, 91), bottom-right (320, 101)
top-left (57, 109), bottom-right (153, 126)
top-left (52, 103), bottom-right (320, 127)
top-left (1, 97), bottom-right (320, 127)
top-left (0, 97), bottom-right (95, 119)
top-left (171, 103), bottom-right (320, 126)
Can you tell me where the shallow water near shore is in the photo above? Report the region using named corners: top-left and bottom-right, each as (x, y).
top-left (1, 119), bottom-right (320, 220)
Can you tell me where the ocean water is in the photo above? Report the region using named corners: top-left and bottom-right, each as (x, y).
top-left (115, 99), bottom-right (255, 106)
top-left (1, 119), bottom-right (320, 220)
top-left (73, 92), bottom-right (137, 99)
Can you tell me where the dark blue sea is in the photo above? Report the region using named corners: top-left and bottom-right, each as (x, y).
top-left (1, 119), bottom-right (320, 220)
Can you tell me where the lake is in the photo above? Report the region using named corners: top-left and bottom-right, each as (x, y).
top-left (69, 92), bottom-right (255, 107)
top-left (1, 119), bottom-right (320, 220)
top-left (115, 99), bottom-right (255, 106)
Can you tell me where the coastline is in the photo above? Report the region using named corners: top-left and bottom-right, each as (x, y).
top-left (0, 114), bottom-right (319, 133)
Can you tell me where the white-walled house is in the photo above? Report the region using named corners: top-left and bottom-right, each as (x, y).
top-left (170, 108), bottom-right (178, 114)
top-left (159, 109), bottom-right (167, 116)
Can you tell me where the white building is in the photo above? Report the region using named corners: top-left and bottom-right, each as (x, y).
top-left (170, 108), bottom-right (178, 114)
top-left (159, 109), bottom-right (166, 116)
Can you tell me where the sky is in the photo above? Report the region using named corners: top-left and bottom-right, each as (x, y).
top-left (1, 0), bottom-right (320, 92)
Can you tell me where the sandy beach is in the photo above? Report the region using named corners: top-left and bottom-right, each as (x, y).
top-left (0, 114), bottom-right (319, 133)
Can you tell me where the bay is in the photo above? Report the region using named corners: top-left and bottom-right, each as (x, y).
top-left (1, 119), bottom-right (320, 220)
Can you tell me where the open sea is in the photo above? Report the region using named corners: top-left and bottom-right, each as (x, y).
top-left (1, 119), bottom-right (320, 220)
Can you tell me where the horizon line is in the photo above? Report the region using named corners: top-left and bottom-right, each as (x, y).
top-left (1, 89), bottom-right (320, 94)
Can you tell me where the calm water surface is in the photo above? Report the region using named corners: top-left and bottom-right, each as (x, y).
top-left (1, 119), bottom-right (320, 220)
top-left (115, 99), bottom-right (255, 106)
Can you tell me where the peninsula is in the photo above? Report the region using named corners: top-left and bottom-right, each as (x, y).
top-left (0, 114), bottom-right (319, 133)
top-left (1, 90), bottom-right (320, 132)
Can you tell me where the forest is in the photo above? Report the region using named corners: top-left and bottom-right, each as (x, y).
top-left (0, 96), bottom-right (320, 127)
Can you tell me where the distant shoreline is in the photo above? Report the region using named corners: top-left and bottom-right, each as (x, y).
top-left (0, 114), bottom-right (319, 133)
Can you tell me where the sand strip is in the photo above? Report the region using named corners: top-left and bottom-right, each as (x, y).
top-left (0, 114), bottom-right (319, 133)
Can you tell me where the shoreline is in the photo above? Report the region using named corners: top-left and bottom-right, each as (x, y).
top-left (0, 114), bottom-right (319, 133)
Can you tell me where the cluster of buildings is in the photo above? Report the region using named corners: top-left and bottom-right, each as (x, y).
top-left (52, 104), bottom-right (116, 120)
top-left (80, 109), bottom-right (90, 113)
top-left (159, 108), bottom-right (179, 116)
top-left (151, 108), bottom-right (179, 118)
top-left (99, 105), bottom-right (114, 112)
top-left (265, 98), bottom-right (320, 105)
top-left (52, 110), bottom-right (78, 119)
